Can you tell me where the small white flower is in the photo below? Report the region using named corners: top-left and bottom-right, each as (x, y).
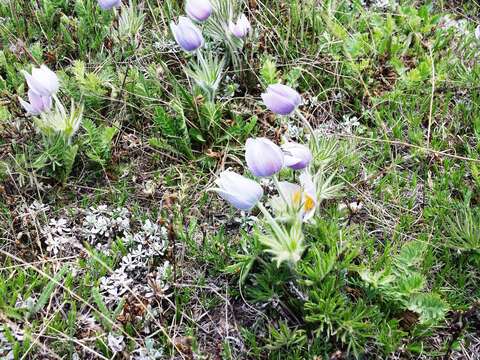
top-left (49, 218), bottom-right (71, 234)
top-left (45, 234), bottom-right (66, 255)
top-left (107, 333), bottom-right (125, 353)
top-left (142, 219), bottom-right (158, 235)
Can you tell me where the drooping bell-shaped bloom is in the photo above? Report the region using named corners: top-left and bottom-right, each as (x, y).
top-left (245, 138), bottom-right (284, 177)
top-left (261, 84), bottom-right (301, 116)
top-left (475, 25), bottom-right (480, 40)
top-left (21, 65), bottom-right (59, 97)
top-left (229, 14), bottom-right (251, 38)
top-left (213, 171), bottom-right (263, 211)
top-left (170, 17), bottom-right (204, 52)
top-left (281, 142), bottom-right (312, 170)
top-left (97, 0), bottom-right (121, 10)
top-left (186, 0), bottom-right (213, 22)
top-left (19, 90), bottom-right (52, 116)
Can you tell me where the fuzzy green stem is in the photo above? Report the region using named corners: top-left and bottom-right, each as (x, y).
top-left (295, 109), bottom-right (318, 151)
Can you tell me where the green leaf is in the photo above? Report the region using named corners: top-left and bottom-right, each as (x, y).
top-left (407, 293), bottom-right (447, 324)
top-left (394, 241), bottom-right (426, 273)
top-left (153, 105), bottom-right (192, 158)
top-left (28, 266), bottom-right (68, 319)
top-left (260, 57), bottom-right (279, 86)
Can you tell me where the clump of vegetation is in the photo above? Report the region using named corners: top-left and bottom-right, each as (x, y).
top-left (1, 0), bottom-right (479, 358)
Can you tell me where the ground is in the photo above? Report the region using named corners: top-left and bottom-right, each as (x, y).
top-left (1, 0), bottom-right (480, 359)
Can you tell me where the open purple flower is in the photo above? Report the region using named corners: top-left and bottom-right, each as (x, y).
top-left (19, 90), bottom-right (52, 116)
top-left (98, 0), bottom-right (121, 10)
top-left (282, 142), bottom-right (312, 170)
top-left (271, 172), bottom-right (317, 221)
top-left (245, 138), bottom-right (284, 177)
top-left (170, 17), bottom-right (204, 52)
top-left (213, 171), bottom-right (263, 211)
top-left (21, 65), bottom-right (59, 97)
top-left (261, 84), bottom-right (301, 116)
top-left (186, 0), bottom-right (213, 22)
top-left (229, 14), bottom-right (251, 38)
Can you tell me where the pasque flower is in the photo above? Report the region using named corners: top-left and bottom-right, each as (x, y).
top-left (185, 0), bottom-right (213, 22)
top-left (213, 171), bottom-right (263, 211)
top-left (170, 17), bottom-right (204, 52)
top-left (229, 14), bottom-right (251, 38)
top-left (271, 172), bottom-right (317, 221)
top-left (475, 24), bottom-right (480, 40)
top-left (21, 65), bottom-right (59, 97)
top-left (19, 90), bottom-right (52, 116)
top-left (281, 142), bottom-right (312, 170)
top-left (98, 0), bottom-right (122, 10)
top-left (261, 84), bottom-right (301, 116)
top-left (245, 138), bottom-right (284, 177)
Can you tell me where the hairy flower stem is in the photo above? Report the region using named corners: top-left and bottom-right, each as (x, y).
top-left (257, 202), bottom-right (282, 234)
top-left (295, 110), bottom-right (318, 151)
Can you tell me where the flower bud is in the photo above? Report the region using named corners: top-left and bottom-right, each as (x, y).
top-left (261, 84), bottom-right (301, 116)
top-left (281, 142), bottom-right (312, 170)
top-left (229, 14), bottom-right (251, 38)
top-left (97, 0), bottom-right (122, 10)
top-left (21, 65), bottom-right (59, 97)
top-left (19, 90), bottom-right (52, 116)
top-left (245, 138), bottom-right (284, 177)
top-left (170, 17), bottom-right (204, 52)
top-left (186, 0), bottom-right (213, 22)
top-left (213, 171), bottom-right (263, 211)
top-left (476, 25), bottom-right (480, 40)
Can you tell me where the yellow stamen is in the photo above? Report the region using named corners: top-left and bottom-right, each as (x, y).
top-left (292, 190), bottom-right (302, 206)
top-left (304, 195), bottom-right (315, 212)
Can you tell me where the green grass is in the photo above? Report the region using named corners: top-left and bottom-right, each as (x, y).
top-left (1, 0), bottom-right (480, 358)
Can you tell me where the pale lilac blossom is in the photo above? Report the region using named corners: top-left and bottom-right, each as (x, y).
top-left (229, 14), bottom-right (251, 38)
top-left (213, 170), bottom-right (263, 210)
top-left (185, 0), bottom-right (213, 22)
top-left (170, 17), bottom-right (204, 52)
top-left (245, 138), bottom-right (284, 177)
top-left (21, 65), bottom-right (59, 97)
top-left (261, 84), bottom-right (301, 115)
top-left (98, 0), bottom-right (122, 10)
top-left (19, 90), bottom-right (51, 116)
top-left (281, 142), bottom-right (312, 170)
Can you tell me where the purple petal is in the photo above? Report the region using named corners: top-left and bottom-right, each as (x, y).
top-left (214, 171), bottom-right (263, 210)
top-left (98, 0), bottom-right (121, 10)
top-left (186, 0), bottom-right (212, 22)
top-left (245, 138), bottom-right (284, 177)
top-left (261, 92), bottom-right (297, 116)
top-left (171, 17), bottom-right (204, 52)
top-left (267, 84), bottom-right (301, 107)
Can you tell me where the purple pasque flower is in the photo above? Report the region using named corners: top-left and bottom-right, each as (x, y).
top-left (170, 16), bottom-right (204, 52)
top-left (213, 170), bottom-right (263, 211)
top-left (271, 172), bottom-right (317, 221)
top-left (21, 65), bottom-right (59, 97)
top-left (98, 0), bottom-right (121, 10)
top-left (229, 14), bottom-right (251, 38)
top-left (19, 89), bottom-right (52, 116)
top-left (245, 137), bottom-right (284, 177)
top-left (281, 142), bottom-right (312, 170)
top-left (261, 84), bottom-right (301, 116)
top-left (185, 0), bottom-right (213, 22)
